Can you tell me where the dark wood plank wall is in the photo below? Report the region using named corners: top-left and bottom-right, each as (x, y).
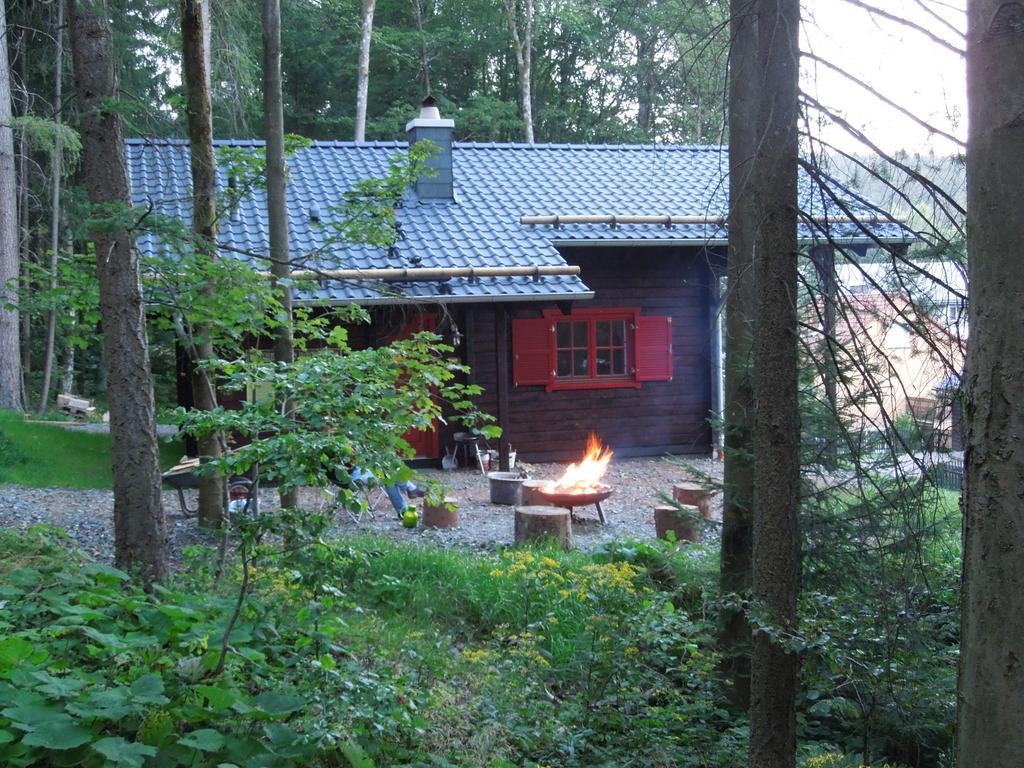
top-left (192, 247), bottom-right (721, 466)
top-left (463, 245), bottom-right (721, 463)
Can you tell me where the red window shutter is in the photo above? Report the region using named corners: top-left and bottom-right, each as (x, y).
top-left (635, 315), bottom-right (673, 381)
top-left (512, 318), bottom-right (553, 386)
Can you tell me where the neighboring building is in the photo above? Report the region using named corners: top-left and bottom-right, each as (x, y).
top-left (128, 100), bottom-right (908, 463)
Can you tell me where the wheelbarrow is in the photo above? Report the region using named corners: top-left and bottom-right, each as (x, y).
top-left (162, 456), bottom-right (257, 518)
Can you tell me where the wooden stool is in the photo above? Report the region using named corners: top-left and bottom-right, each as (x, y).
top-left (654, 504), bottom-right (699, 543)
top-left (514, 506), bottom-right (572, 550)
top-left (672, 483), bottom-right (715, 520)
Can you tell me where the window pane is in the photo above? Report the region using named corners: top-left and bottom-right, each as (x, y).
top-left (573, 321), bottom-right (588, 346)
top-left (612, 320), bottom-right (625, 346)
top-left (556, 350), bottom-right (572, 376)
top-left (573, 350), bottom-right (588, 376)
top-left (612, 348), bottom-right (625, 374)
top-left (596, 321), bottom-right (610, 346)
top-left (596, 354), bottom-right (610, 375)
top-left (556, 322), bottom-right (571, 348)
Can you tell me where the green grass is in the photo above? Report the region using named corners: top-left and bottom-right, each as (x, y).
top-left (0, 410), bottom-right (183, 489)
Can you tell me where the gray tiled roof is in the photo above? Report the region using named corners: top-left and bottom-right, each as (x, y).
top-left (126, 139), bottom-right (909, 305)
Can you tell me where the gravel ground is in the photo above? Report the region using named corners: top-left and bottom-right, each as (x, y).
top-left (0, 455), bottom-right (723, 565)
top-left (0, 488), bottom-right (211, 564)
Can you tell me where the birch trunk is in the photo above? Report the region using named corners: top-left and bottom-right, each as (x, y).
top-left (749, 0), bottom-right (800, 765)
top-left (182, 0), bottom-right (226, 527)
top-left (0, 0), bottom-right (23, 411)
top-left (957, 2), bottom-right (1024, 765)
top-left (68, 0), bottom-right (167, 586)
top-left (502, 0), bottom-right (534, 143)
top-left (60, 313), bottom-right (76, 394)
top-left (354, 0), bottom-right (376, 141)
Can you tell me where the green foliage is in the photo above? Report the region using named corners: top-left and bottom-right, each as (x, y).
top-left (215, 134), bottom-right (311, 218)
top-left (143, 243), bottom-right (287, 357)
top-left (0, 527), bottom-right (343, 767)
top-left (11, 246), bottom-right (101, 352)
top-left (0, 499), bottom-right (954, 767)
top-left (317, 538), bottom-right (740, 766)
top-left (326, 140), bottom-right (437, 248)
top-left (178, 329), bottom-right (495, 496)
top-left (796, 481), bottom-right (960, 766)
top-left (9, 116), bottom-right (82, 170)
top-left (0, 523), bottom-right (741, 768)
top-left (0, 411), bottom-right (183, 489)
top-left (193, 0), bottom-right (730, 144)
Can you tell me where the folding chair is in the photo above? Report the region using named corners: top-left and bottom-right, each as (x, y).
top-left (320, 478), bottom-right (389, 523)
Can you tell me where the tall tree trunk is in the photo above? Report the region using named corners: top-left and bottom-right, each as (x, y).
top-left (17, 111), bottom-right (31, 407)
top-left (68, 0), bottom-right (167, 586)
top-left (262, 0), bottom-right (297, 509)
top-left (719, 0), bottom-right (758, 711)
top-left (749, 0), bottom-right (800, 766)
top-left (16, 27), bottom-right (32, 409)
top-left (411, 0), bottom-right (431, 96)
top-left (182, 0), bottom-right (226, 527)
top-left (354, 0), bottom-right (376, 141)
top-left (502, 0), bottom-right (534, 143)
top-left (0, 0), bottom-right (23, 412)
top-left (957, 2), bottom-right (1024, 765)
top-left (636, 34), bottom-right (657, 139)
top-left (38, 0), bottom-right (65, 415)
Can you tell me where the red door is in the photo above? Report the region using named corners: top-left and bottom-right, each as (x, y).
top-left (383, 313), bottom-right (440, 460)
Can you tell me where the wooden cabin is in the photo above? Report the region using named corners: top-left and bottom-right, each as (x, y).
top-left (129, 99), bottom-right (908, 465)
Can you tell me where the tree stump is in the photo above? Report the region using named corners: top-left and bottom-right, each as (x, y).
top-left (521, 479), bottom-right (552, 506)
top-left (673, 482), bottom-right (715, 520)
top-left (654, 504), bottom-right (699, 543)
top-left (422, 498), bottom-right (459, 529)
top-left (514, 506), bottom-right (572, 550)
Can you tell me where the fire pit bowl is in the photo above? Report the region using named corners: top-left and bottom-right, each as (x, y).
top-left (537, 484), bottom-right (612, 524)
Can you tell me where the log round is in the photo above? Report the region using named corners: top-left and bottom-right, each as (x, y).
top-left (514, 505), bottom-right (572, 550)
top-left (521, 479), bottom-right (553, 506)
top-left (422, 498), bottom-right (459, 529)
top-left (672, 482), bottom-right (715, 520)
top-left (654, 504), bottom-right (699, 543)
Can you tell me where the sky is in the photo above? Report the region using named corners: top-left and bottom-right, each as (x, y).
top-left (801, 0), bottom-right (967, 155)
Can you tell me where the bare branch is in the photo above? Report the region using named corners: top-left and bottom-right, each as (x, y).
top-left (835, 0), bottom-right (965, 56)
top-left (908, 0), bottom-right (965, 39)
top-left (803, 51), bottom-right (964, 148)
top-left (800, 92), bottom-right (967, 219)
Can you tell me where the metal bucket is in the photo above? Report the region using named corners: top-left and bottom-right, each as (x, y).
top-left (488, 471), bottom-right (524, 505)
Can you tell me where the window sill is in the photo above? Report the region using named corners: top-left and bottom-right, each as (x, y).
top-left (546, 378), bottom-right (641, 392)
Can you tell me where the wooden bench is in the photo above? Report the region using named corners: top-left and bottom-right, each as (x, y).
top-left (57, 393), bottom-right (95, 420)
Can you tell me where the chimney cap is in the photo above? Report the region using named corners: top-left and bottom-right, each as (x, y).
top-left (406, 95), bottom-right (454, 132)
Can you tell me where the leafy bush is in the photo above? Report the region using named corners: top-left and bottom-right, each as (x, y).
top-left (0, 526), bottom-right (745, 767)
top-left (797, 483), bottom-right (960, 766)
top-left (0, 527), bottom-right (409, 767)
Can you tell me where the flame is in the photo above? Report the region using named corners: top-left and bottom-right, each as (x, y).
top-left (544, 433), bottom-right (613, 494)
